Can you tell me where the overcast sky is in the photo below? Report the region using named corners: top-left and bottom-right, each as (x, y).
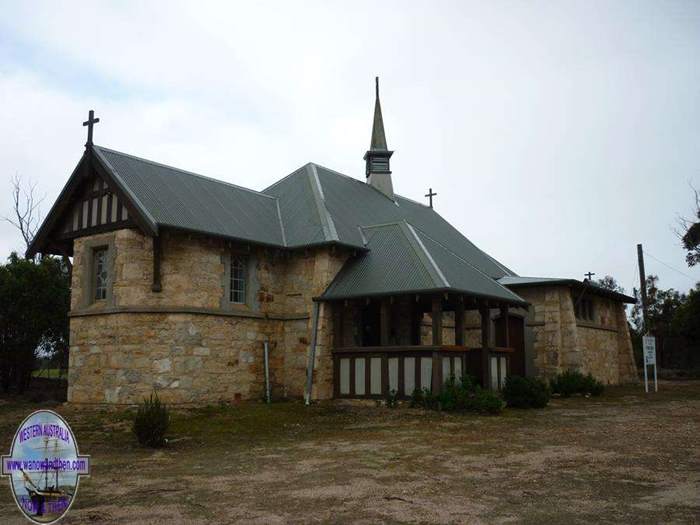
top-left (1, 1), bottom-right (698, 296)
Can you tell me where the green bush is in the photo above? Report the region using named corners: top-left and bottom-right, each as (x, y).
top-left (411, 374), bottom-right (502, 415)
top-left (550, 370), bottom-right (604, 397)
top-left (502, 376), bottom-right (550, 408)
top-left (581, 373), bottom-right (605, 397)
top-left (467, 387), bottom-right (504, 414)
top-left (133, 392), bottom-right (170, 448)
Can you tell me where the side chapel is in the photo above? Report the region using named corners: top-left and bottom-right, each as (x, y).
top-left (28, 81), bottom-right (638, 404)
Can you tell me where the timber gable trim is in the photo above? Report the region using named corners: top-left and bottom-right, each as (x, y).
top-left (27, 146), bottom-right (158, 258)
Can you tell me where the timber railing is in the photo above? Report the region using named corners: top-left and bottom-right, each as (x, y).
top-left (332, 345), bottom-right (513, 398)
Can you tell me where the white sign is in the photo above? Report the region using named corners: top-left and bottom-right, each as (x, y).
top-left (643, 336), bottom-right (656, 365)
top-left (642, 335), bottom-right (658, 393)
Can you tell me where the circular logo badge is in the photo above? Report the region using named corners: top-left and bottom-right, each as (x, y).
top-left (1, 410), bottom-right (90, 524)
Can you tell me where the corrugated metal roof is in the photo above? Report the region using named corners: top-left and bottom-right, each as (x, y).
top-left (263, 163), bottom-right (516, 279)
top-left (34, 145), bottom-right (523, 301)
top-left (321, 223), bottom-right (438, 298)
top-left (94, 146), bottom-right (285, 246)
top-left (498, 276), bottom-right (636, 303)
top-left (321, 221), bottom-right (527, 305)
top-left (413, 227), bottom-right (527, 304)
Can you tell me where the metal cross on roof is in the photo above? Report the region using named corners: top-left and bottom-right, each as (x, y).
top-left (425, 188), bottom-right (437, 208)
top-left (83, 110), bottom-right (100, 147)
top-left (584, 271), bottom-right (596, 281)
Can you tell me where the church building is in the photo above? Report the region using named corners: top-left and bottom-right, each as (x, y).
top-left (28, 81), bottom-right (638, 404)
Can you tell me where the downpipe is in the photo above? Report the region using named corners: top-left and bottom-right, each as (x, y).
top-left (304, 301), bottom-right (321, 406)
top-left (263, 340), bottom-right (271, 404)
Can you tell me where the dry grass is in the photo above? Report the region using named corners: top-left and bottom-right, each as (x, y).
top-left (1, 382), bottom-right (699, 524)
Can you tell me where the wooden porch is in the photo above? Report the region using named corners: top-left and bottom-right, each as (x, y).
top-left (329, 293), bottom-right (520, 399)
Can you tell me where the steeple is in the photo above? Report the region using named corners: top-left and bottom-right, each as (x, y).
top-left (364, 77), bottom-right (394, 199)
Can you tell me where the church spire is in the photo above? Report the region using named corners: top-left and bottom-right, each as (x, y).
top-left (370, 77), bottom-right (388, 151)
top-left (364, 77), bottom-right (394, 199)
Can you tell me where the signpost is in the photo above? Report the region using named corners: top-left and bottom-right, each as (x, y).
top-left (642, 335), bottom-right (658, 393)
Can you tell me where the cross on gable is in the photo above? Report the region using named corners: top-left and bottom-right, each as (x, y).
top-left (425, 187), bottom-right (437, 208)
top-left (584, 271), bottom-right (596, 281)
top-left (83, 110), bottom-right (100, 147)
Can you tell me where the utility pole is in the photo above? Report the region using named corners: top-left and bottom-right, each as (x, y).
top-left (638, 243), bottom-right (658, 392)
top-left (637, 243), bottom-right (649, 333)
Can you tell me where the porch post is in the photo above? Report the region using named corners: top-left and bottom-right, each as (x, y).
top-left (431, 296), bottom-right (442, 345)
top-left (500, 305), bottom-right (510, 348)
top-left (333, 302), bottom-right (344, 348)
top-left (380, 298), bottom-right (391, 346)
top-left (455, 297), bottom-right (465, 346)
top-left (479, 302), bottom-right (491, 388)
top-left (431, 296), bottom-right (443, 394)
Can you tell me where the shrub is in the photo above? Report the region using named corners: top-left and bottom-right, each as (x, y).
top-left (502, 376), bottom-right (550, 408)
top-left (409, 387), bottom-right (425, 408)
top-left (438, 376), bottom-right (467, 411)
top-left (133, 392), bottom-right (170, 448)
top-left (411, 374), bottom-right (502, 415)
top-left (581, 373), bottom-right (605, 397)
top-left (468, 387), bottom-right (504, 414)
top-left (550, 370), bottom-right (604, 397)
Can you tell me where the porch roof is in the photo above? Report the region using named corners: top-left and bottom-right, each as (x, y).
top-left (319, 221), bottom-right (528, 306)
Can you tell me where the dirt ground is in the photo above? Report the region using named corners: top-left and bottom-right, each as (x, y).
top-left (0, 381), bottom-right (699, 524)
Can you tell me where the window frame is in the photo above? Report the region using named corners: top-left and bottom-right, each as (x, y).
top-left (92, 246), bottom-right (109, 302)
top-left (574, 295), bottom-right (595, 322)
top-left (229, 254), bottom-right (247, 305)
top-left (79, 235), bottom-right (116, 309)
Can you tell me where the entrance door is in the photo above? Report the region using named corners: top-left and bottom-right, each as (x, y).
top-left (495, 315), bottom-right (526, 377)
top-left (361, 302), bottom-right (381, 346)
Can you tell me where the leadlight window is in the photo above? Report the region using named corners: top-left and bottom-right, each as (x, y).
top-left (93, 248), bottom-right (108, 301)
top-left (574, 296), bottom-right (594, 321)
top-left (230, 255), bottom-right (247, 304)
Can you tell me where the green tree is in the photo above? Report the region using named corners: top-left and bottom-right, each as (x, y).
top-left (596, 275), bottom-right (625, 294)
top-left (678, 187), bottom-right (700, 267)
top-left (673, 284), bottom-right (700, 347)
top-left (0, 253), bottom-right (70, 393)
top-left (631, 275), bottom-right (685, 335)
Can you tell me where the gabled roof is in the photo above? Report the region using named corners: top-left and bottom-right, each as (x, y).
top-left (94, 146), bottom-right (286, 247)
top-left (320, 221), bottom-right (527, 306)
top-left (30, 145), bottom-right (520, 303)
top-left (498, 276), bottom-right (636, 304)
top-left (264, 163), bottom-right (516, 278)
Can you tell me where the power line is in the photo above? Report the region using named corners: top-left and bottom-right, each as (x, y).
top-left (643, 250), bottom-right (698, 284)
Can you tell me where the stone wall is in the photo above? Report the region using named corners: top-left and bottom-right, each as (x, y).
top-left (513, 285), bottom-right (637, 384)
top-left (68, 228), bottom-right (348, 404)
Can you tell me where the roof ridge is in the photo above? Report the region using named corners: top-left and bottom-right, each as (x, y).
top-left (394, 194), bottom-right (430, 208)
top-left (262, 163), bottom-right (312, 193)
top-left (307, 164), bottom-right (339, 242)
top-left (401, 197), bottom-right (516, 276)
top-left (403, 222), bottom-right (450, 288)
top-left (410, 223), bottom-right (524, 301)
top-left (94, 145), bottom-right (279, 201)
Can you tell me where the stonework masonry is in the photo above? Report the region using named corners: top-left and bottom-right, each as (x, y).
top-left (515, 286), bottom-right (637, 384)
top-left (68, 228), bottom-right (636, 405)
top-left (68, 228), bottom-right (347, 404)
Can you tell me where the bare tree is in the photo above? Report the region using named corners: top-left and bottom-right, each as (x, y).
top-left (3, 174), bottom-right (44, 252)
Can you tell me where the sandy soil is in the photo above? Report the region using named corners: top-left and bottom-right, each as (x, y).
top-left (0, 382), bottom-right (698, 524)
